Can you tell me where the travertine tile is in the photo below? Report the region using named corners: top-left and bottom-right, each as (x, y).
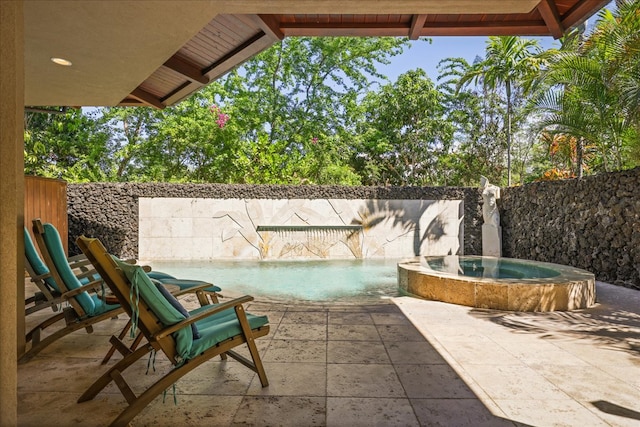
top-left (396, 364), bottom-right (477, 399)
top-left (273, 322), bottom-right (327, 340)
top-left (376, 323), bottom-right (425, 342)
top-left (246, 362), bottom-right (326, 396)
top-left (264, 339), bottom-right (327, 363)
top-left (495, 399), bottom-right (610, 427)
top-left (232, 396), bottom-right (325, 426)
top-left (328, 324), bottom-right (381, 341)
top-left (384, 340), bottom-right (447, 365)
top-left (411, 398), bottom-right (515, 427)
top-left (327, 397), bottom-right (419, 427)
top-left (281, 310), bottom-right (328, 324)
top-left (328, 312), bottom-right (372, 325)
top-left (327, 364), bottom-right (405, 397)
top-left (327, 340), bottom-right (390, 364)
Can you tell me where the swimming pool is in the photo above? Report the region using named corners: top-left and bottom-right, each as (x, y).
top-left (147, 258), bottom-right (401, 303)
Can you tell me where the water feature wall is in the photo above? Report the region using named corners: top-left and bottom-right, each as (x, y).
top-left (67, 183), bottom-right (480, 260)
top-left (138, 198), bottom-right (463, 260)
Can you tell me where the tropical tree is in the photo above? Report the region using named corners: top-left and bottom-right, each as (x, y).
top-left (437, 57), bottom-right (506, 185)
top-left (24, 108), bottom-right (111, 181)
top-left (355, 69), bottom-right (454, 185)
top-left (216, 36), bottom-right (409, 184)
top-left (457, 36), bottom-right (542, 185)
top-left (536, 0), bottom-right (640, 174)
top-left (100, 107), bottom-right (162, 181)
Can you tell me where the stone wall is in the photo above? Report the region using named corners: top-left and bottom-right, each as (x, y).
top-left (500, 167), bottom-right (640, 290)
top-left (68, 183), bottom-right (483, 259)
top-left (67, 171), bottom-right (640, 288)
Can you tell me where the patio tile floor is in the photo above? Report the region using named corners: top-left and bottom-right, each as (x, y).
top-left (18, 281), bottom-right (640, 426)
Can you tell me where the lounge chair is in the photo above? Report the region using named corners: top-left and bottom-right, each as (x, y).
top-left (22, 219), bottom-right (224, 364)
top-left (76, 235), bottom-right (269, 427)
top-left (24, 227), bottom-right (64, 315)
top-left (20, 220), bottom-right (125, 363)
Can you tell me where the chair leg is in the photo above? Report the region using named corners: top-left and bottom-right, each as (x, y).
top-left (234, 306), bottom-right (269, 387)
top-left (207, 291), bottom-right (220, 304)
top-left (78, 344), bottom-right (152, 403)
top-left (101, 319), bottom-right (133, 364)
top-left (108, 352), bottom-right (218, 427)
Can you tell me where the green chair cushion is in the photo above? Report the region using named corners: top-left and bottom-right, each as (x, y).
top-left (187, 305), bottom-right (269, 360)
top-left (155, 278), bottom-right (222, 294)
top-left (41, 223), bottom-right (119, 316)
top-left (24, 227), bottom-right (59, 293)
top-left (115, 258), bottom-right (268, 363)
top-left (115, 259), bottom-right (193, 360)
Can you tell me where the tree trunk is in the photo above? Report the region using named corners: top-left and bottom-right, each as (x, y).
top-left (576, 137), bottom-right (584, 179)
top-left (506, 80), bottom-right (512, 186)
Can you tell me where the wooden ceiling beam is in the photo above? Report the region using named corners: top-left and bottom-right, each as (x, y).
top-left (203, 32), bottom-right (274, 77)
top-left (163, 31), bottom-right (276, 106)
top-left (409, 14), bottom-right (428, 40)
top-left (561, 0), bottom-right (611, 29)
top-left (163, 55), bottom-right (209, 85)
top-left (282, 21), bottom-right (552, 37)
top-left (281, 23), bottom-right (409, 37)
top-left (128, 88), bottom-right (166, 109)
top-left (257, 14), bottom-right (285, 40)
top-left (537, 0), bottom-right (564, 39)
top-left (420, 21), bottom-right (551, 36)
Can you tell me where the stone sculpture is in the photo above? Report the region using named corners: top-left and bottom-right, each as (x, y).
top-left (480, 176), bottom-right (502, 257)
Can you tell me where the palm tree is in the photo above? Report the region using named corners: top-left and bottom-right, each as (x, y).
top-left (457, 36), bottom-right (542, 186)
top-left (536, 0), bottom-right (640, 173)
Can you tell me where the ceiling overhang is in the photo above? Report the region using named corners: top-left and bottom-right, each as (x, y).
top-left (24, 0), bottom-right (611, 109)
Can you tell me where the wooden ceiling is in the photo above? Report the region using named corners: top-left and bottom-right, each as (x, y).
top-left (24, 1), bottom-right (610, 109)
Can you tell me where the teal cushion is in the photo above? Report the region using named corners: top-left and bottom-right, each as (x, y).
top-left (147, 271), bottom-right (177, 280)
top-left (41, 223), bottom-right (116, 316)
top-left (155, 278), bottom-right (222, 294)
top-left (186, 305), bottom-right (269, 359)
top-left (115, 259), bottom-right (193, 360)
top-left (24, 227), bottom-right (59, 293)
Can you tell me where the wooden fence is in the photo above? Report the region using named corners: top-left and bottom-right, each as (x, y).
top-left (24, 176), bottom-right (68, 255)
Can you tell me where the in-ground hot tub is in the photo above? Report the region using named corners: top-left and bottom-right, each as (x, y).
top-left (398, 255), bottom-right (595, 312)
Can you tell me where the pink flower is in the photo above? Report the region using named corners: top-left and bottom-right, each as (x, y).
top-left (311, 137), bottom-right (318, 144)
top-left (210, 105), bottom-right (229, 128)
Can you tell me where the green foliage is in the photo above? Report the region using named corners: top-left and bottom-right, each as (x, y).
top-left (24, 5), bottom-right (640, 187)
top-left (534, 0), bottom-right (640, 176)
top-left (355, 69), bottom-right (454, 185)
top-left (24, 108), bottom-right (110, 182)
top-left (456, 36), bottom-right (543, 185)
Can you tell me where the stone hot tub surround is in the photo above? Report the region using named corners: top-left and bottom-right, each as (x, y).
top-left (398, 255), bottom-right (596, 312)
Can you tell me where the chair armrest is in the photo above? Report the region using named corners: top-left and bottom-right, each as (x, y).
top-left (74, 268), bottom-right (99, 281)
top-left (61, 279), bottom-right (106, 299)
top-left (67, 257), bottom-right (94, 271)
top-left (152, 295), bottom-right (254, 340)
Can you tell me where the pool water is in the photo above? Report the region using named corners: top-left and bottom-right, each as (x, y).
top-left (148, 258), bottom-right (401, 302)
top-left (423, 256), bottom-right (561, 279)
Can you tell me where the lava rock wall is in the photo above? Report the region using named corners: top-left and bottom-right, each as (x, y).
top-left (501, 167), bottom-right (640, 290)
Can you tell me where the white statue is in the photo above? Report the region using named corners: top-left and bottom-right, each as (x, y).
top-left (480, 176), bottom-right (500, 227)
top-left (480, 176), bottom-right (502, 257)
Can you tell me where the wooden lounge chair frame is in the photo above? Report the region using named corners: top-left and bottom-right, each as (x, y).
top-left (19, 219), bottom-right (132, 363)
top-left (76, 235), bottom-right (269, 427)
top-left (23, 226), bottom-right (101, 315)
top-left (22, 219), bottom-right (219, 365)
